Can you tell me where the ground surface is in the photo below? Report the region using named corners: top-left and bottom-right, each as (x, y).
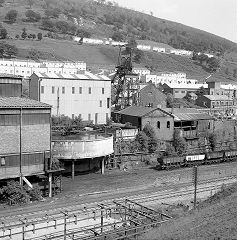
top-left (0, 162), bottom-right (237, 218)
top-left (142, 183), bottom-right (237, 240)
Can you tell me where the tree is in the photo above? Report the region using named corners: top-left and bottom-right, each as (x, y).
top-left (207, 57), bottom-right (220, 72)
top-left (27, 0), bottom-right (34, 8)
top-left (37, 32), bottom-right (42, 41)
top-left (25, 10), bottom-right (41, 22)
top-left (166, 93), bottom-right (174, 108)
top-left (0, 26), bottom-right (7, 39)
top-left (208, 132), bottom-right (217, 151)
top-left (5, 10), bottom-right (18, 23)
top-left (4, 43), bottom-right (18, 57)
top-left (196, 86), bottom-right (207, 97)
top-left (21, 28), bottom-right (27, 39)
top-left (0, 0), bottom-right (5, 6)
top-left (134, 131), bottom-right (149, 152)
top-left (32, 33), bottom-right (36, 40)
top-left (111, 31), bottom-right (124, 41)
top-left (173, 129), bottom-right (187, 156)
top-left (233, 68), bottom-right (237, 78)
top-left (41, 19), bottom-right (54, 30)
top-left (143, 124), bottom-right (158, 153)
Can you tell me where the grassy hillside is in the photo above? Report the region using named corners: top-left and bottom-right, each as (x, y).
top-left (0, 0), bottom-right (236, 81)
top-left (142, 184), bottom-right (237, 239)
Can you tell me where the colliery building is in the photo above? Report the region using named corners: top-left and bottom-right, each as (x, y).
top-left (0, 74), bottom-right (23, 97)
top-left (29, 72), bottom-right (111, 124)
top-left (0, 97), bottom-right (51, 180)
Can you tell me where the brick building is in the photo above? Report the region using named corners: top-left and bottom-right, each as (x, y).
top-left (138, 83), bottom-right (166, 108)
top-left (116, 106), bottom-right (213, 144)
top-left (0, 97), bottom-right (51, 180)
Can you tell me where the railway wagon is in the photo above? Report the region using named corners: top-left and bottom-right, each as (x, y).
top-left (157, 156), bottom-right (184, 169)
top-left (224, 150), bottom-right (237, 161)
top-left (185, 154), bottom-right (205, 165)
top-left (206, 151), bottom-right (224, 164)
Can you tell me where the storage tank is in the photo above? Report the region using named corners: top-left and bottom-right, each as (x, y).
top-left (52, 133), bottom-right (114, 174)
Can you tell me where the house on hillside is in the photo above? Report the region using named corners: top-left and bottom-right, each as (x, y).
top-left (163, 82), bottom-right (208, 98)
top-left (196, 95), bottom-right (236, 116)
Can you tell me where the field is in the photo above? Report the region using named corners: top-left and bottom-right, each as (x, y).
top-left (142, 183), bottom-right (237, 239)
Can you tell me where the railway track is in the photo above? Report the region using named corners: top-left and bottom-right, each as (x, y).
top-left (0, 175), bottom-right (236, 240)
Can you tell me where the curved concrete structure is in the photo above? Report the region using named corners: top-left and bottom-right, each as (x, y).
top-left (52, 133), bottom-right (114, 159)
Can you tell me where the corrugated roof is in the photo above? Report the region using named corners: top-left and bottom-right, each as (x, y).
top-left (204, 95), bottom-right (231, 101)
top-left (33, 71), bottom-right (110, 81)
top-left (0, 97), bottom-right (51, 108)
top-left (0, 73), bottom-right (23, 79)
top-left (117, 106), bottom-right (158, 117)
top-left (164, 108), bottom-right (213, 121)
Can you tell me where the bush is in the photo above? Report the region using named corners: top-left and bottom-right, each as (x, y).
top-left (0, 181), bottom-right (30, 205)
top-left (27, 185), bottom-right (43, 201)
top-left (5, 10), bottom-right (18, 23)
top-left (25, 10), bottom-right (41, 22)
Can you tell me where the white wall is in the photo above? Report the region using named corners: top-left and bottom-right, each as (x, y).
top-left (40, 78), bottom-right (111, 124)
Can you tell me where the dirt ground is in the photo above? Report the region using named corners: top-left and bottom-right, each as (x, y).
top-left (142, 184), bottom-right (237, 240)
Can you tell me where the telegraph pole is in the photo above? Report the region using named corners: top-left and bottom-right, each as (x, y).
top-left (192, 166), bottom-right (198, 209)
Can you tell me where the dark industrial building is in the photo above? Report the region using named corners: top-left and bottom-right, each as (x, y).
top-left (116, 106), bottom-right (213, 144)
top-left (0, 74), bottom-right (23, 97)
top-left (138, 83), bottom-right (166, 108)
top-left (0, 97), bottom-right (51, 180)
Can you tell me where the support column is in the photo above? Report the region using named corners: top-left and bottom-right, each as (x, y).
top-left (101, 158), bottom-right (105, 175)
top-left (49, 173), bottom-right (52, 198)
top-left (72, 160), bottom-right (75, 180)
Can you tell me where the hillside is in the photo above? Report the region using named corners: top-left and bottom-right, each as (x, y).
top-left (142, 183), bottom-right (237, 239)
top-left (0, 0), bottom-right (236, 81)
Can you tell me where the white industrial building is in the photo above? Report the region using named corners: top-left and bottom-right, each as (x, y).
top-left (29, 72), bottom-right (111, 124)
top-left (0, 59), bottom-right (86, 77)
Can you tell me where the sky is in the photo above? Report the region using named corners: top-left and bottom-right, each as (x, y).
top-left (115, 0), bottom-right (237, 43)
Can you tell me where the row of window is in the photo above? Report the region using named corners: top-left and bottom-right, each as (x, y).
top-left (0, 114), bottom-right (50, 126)
top-left (157, 121), bottom-right (170, 129)
top-left (41, 86), bottom-right (105, 95)
top-left (211, 101), bottom-right (233, 106)
top-left (174, 90), bottom-right (186, 94)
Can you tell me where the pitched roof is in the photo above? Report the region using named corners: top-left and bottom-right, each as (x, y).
top-left (0, 97), bottom-right (51, 108)
top-left (164, 83), bottom-right (208, 89)
top-left (32, 71), bottom-right (111, 81)
top-left (203, 95), bottom-right (231, 101)
top-left (0, 73), bottom-right (23, 79)
top-left (164, 108), bottom-right (213, 121)
top-left (117, 106), bottom-right (158, 117)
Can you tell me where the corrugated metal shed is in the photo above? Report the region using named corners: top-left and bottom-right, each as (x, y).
top-left (0, 97), bottom-right (51, 108)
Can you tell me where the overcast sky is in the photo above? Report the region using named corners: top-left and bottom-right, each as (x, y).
top-left (115, 0), bottom-right (237, 43)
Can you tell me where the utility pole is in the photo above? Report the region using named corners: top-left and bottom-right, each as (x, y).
top-left (192, 166), bottom-right (198, 209)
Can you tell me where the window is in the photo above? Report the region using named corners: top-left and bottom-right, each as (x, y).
top-left (88, 114), bottom-right (91, 121)
top-left (52, 86), bottom-right (55, 94)
top-left (100, 100), bottom-right (102, 107)
top-left (167, 121), bottom-right (170, 128)
top-left (175, 90), bottom-right (179, 93)
top-left (181, 90), bottom-right (185, 93)
top-left (62, 87), bottom-right (65, 94)
top-left (107, 98), bottom-right (110, 109)
top-left (102, 88), bottom-right (105, 94)
top-left (1, 157), bottom-right (5, 166)
top-left (157, 121), bottom-right (160, 129)
top-left (72, 87), bottom-right (75, 94)
top-left (41, 86), bottom-right (44, 94)
top-left (88, 87), bottom-right (91, 94)
top-left (79, 87), bottom-right (82, 94)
